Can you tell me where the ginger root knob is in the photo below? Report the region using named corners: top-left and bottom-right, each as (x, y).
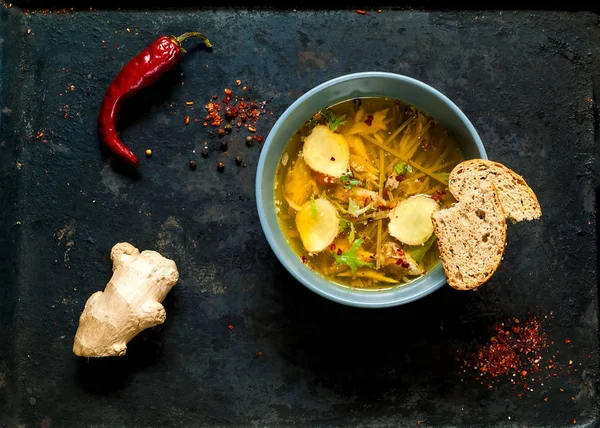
top-left (73, 242), bottom-right (179, 357)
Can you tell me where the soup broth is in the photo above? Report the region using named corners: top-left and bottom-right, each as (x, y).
top-left (274, 98), bottom-right (464, 289)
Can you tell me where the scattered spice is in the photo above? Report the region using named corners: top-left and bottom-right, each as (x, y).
top-left (185, 101), bottom-right (194, 106)
top-left (257, 351), bottom-right (263, 356)
top-left (184, 115), bottom-right (190, 125)
top-left (565, 339), bottom-right (571, 344)
top-left (224, 123), bottom-right (232, 133)
top-left (301, 255), bottom-right (308, 263)
top-left (248, 125), bottom-right (257, 133)
top-left (228, 324), bottom-right (234, 331)
top-left (236, 79), bottom-right (241, 85)
top-left (217, 161), bottom-right (225, 172)
top-left (145, 149), bottom-right (152, 157)
top-left (460, 317), bottom-right (546, 381)
top-left (201, 146), bottom-right (209, 157)
top-left (220, 140), bottom-right (228, 152)
top-left (235, 156), bottom-right (242, 166)
top-left (357, 9), bottom-right (367, 15)
top-left (245, 136), bottom-right (254, 147)
top-left (432, 189), bottom-right (446, 201)
top-left (364, 114), bottom-right (374, 126)
top-left (218, 128), bottom-right (226, 137)
top-left (189, 160), bottom-right (197, 170)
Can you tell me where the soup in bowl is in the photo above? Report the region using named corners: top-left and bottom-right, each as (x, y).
top-left (256, 72), bottom-right (486, 307)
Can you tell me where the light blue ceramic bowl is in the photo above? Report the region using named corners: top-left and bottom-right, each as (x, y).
top-left (256, 72), bottom-right (487, 308)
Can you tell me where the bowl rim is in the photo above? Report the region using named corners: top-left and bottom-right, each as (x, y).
top-left (256, 71), bottom-right (486, 308)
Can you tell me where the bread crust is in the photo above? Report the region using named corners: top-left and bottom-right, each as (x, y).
top-left (448, 159), bottom-right (541, 223)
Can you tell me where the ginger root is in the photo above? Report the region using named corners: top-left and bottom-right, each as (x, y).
top-left (73, 242), bottom-right (179, 357)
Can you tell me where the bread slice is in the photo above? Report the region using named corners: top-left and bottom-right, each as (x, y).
top-left (431, 182), bottom-right (506, 291)
top-left (448, 159), bottom-right (541, 223)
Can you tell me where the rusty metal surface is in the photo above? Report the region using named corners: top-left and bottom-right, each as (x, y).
top-left (0, 5), bottom-right (598, 427)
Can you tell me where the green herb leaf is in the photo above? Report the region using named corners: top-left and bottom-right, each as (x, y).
top-left (339, 218), bottom-right (349, 233)
top-left (340, 173), bottom-right (360, 189)
top-left (405, 235), bottom-right (437, 263)
top-left (321, 109), bottom-right (347, 132)
top-left (347, 198), bottom-right (374, 217)
top-left (406, 164), bottom-right (414, 173)
top-left (310, 194), bottom-right (318, 219)
top-left (394, 163), bottom-right (406, 174)
top-left (348, 222), bottom-right (356, 244)
top-left (333, 238), bottom-right (374, 275)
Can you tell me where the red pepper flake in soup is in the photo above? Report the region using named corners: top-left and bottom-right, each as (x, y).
top-left (364, 114), bottom-right (374, 126)
top-left (301, 255), bottom-right (308, 264)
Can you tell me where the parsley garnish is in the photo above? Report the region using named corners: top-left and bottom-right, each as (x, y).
top-left (339, 218), bottom-right (349, 233)
top-left (321, 109), bottom-right (347, 132)
top-left (333, 238), bottom-right (374, 275)
top-left (394, 162), bottom-right (413, 175)
top-left (341, 172), bottom-right (360, 189)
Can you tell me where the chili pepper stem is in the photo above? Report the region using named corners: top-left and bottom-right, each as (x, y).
top-left (170, 32), bottom-right (212, 53)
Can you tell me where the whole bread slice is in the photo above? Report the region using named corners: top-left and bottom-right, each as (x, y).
top-left (432, 182), bottom-right (506, 291)
top-left (448, 159), bottom-right (541, 223)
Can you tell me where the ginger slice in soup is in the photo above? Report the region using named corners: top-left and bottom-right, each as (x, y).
top-left (388, 196), bottom-right (439, 246)
top-left (303, 125), bottom-right (350, 178)
top-left (296, 198), bottom-right (340, 252)
top-left (284, 155), bottom-right (318, 211)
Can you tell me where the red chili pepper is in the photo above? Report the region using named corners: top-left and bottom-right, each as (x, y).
top-left (98, 32), bottom-right (212, 167)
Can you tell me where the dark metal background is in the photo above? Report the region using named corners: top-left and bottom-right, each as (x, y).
top-left (0, 4), bottom-right (598, 427)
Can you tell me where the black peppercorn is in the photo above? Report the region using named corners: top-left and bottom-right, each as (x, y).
top-left (220, 140), bottom-right (228, 152)
top-left (189, 160), bottom-right (197, 170)
top-left (245, 136), bottom-right (253, 147)
top-left (224, 123), bottom-right (233, 133)
top-left (201, 146), bottom-right (209, 157)
top-left (217, 161), bottom-right (225, 172)
top-left (235, 156), bottom-right (242, 166)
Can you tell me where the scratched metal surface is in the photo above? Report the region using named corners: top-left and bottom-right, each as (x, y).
top-left (0, 5), bottom-right (598, 428)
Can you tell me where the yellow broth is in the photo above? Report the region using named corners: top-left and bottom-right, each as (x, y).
top-left (274, 98), bottom-right (464, 290)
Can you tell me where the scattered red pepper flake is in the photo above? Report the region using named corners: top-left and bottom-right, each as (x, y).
top-left (357, 9), bottom-right (367, 15)
top-left (586, 97), bottom-right (592, 103)
top-left (565, 339), bottom-right (571, 344)
top-left (228, 324), bottom-right (234, 331)
top-left (257, 351), bottom-right (263, 356)
top-left (184, 116), bottom-right (190, 125)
